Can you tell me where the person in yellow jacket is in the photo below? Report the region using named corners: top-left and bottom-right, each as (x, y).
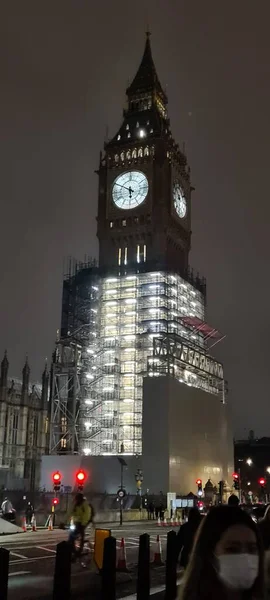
top-left (68, 493), bottom-right (91, 559)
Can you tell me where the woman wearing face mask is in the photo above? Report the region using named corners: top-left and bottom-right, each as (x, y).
top-left (179, 505), bottom-right (265, 600)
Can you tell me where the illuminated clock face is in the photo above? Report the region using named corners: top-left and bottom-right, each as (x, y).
top-left (112, 171), bottom-right (148, 210)
top-left (173, 181), bottom-right (187, 219)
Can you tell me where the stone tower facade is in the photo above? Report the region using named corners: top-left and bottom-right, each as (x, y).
top-left (0, 353), bottom-right (49, 490)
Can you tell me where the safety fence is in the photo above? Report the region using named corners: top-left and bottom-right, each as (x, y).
top-left (0, 531), bottom-right (178, 600)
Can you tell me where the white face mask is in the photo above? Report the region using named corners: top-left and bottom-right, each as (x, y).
top-left (217, 553), bottom-right (259, 590)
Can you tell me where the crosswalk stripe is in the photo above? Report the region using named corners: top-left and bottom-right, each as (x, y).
top-left (37, 546), bottom-right (56, 553)
top-left (10, 552), bottom-right (28, 559)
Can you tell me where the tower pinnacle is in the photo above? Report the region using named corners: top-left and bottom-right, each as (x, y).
top-left (126, 33), bottom-right (167, 104)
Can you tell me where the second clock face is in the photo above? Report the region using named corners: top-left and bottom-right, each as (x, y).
top-left (112, 171), bottom-right (148, 210)
top-left (173, 181), bottom-right (187, 219)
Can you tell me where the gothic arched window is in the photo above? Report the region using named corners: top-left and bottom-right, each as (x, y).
top-left (127, 132), bottom-right (131, 138)
top-left (126, 150), bottom-right (131, 160)
top-left (132, 149), bottom-right (137, 159)
top-left (115, 154), bottom-right (119, 163)
top-left (126, 124), bottom-right (129, 130)
top-left (138, 147), bottom-right (143, 157)
top-left (144, 146), bottom-right (150, 157)
top-left (117, 134), bottom-right (121, 140)
top-left (120, 151), bottom-right (125, 162)
top-left (151, 146), bottom-right (155, 156)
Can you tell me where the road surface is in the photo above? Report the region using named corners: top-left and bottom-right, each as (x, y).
top-left (2, 521), bottom-right (178, 599)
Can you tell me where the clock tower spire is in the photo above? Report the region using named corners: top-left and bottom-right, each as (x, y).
top-left (97, 34), bottom-right (192, 276)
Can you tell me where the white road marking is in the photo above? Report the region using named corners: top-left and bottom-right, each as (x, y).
top-left (9, 571), bottom-right (31, 577)
top-left (37, 546), bottom-right (56, 553)
top-left (10, 555), bottom-right (55, 565)
top-left (10, 552), bottom-right (28, 559)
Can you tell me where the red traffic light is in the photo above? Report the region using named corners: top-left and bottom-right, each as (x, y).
top-left (196, 479), bottom-right (202, 485)
top-left (52, 498), bottom-right (59, 505)
top-left (259, 477), bottom-right (266, 486)
top-left (52, 471), bottom-right (61, 483)
top-left (76, 470), bottom-right (86, 483)
top-left (232, 472), bottom-right (239, 479)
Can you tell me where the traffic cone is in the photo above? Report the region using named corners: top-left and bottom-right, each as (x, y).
top-left (157, 516), bottom-right (161, 526)
top-left (162, 517), bottom-right (167, 526)
top-left (152, 534), bottom-right (163, 565)
top-left (22, 516), bottom-right (27, 532)
top-left (48, 515), bottom-right (53, 531)
top-left (116, 537), bottom-right (128, 572)
top-left (31, 514), bottom-right (37, 532)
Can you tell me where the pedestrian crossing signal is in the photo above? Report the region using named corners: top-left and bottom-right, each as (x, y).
top-left (52, 471), bottom-right (62, 492)
top-left (76, 470), bottom-right (86, 491)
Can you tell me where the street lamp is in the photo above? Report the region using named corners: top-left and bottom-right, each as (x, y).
top-left (266, 467), bottom-right (270, 475)
top-left (246, 458), bottom-right (253, 466)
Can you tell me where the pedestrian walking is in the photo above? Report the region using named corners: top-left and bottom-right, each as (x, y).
top-left (176, 507), bottom-right (202, 568)
top-left (257, 504), bottom-right (270, 550)
top-left (25, 502), bottom-right (34, 526)
top-left (179, 505), bottom-right (265, 600)
top-left (67, 493), bottom-right (91, 561)
top-left (228, 493), bottom-right (240, 506)
top-left (1, 497), bottom-right (14, 522)
top-left (148, 501), bottom-right (155, 520)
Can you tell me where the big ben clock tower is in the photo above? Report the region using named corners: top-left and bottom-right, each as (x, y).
top-left (97, 32), bottom-right (191, 275)
top-left (55, 33), bottom-right (225, 462)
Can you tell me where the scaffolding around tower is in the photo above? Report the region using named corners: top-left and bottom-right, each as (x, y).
top-left (49, 259), bottom-right (100, 455)
top-left (49, 257), bottom-right (226, 457)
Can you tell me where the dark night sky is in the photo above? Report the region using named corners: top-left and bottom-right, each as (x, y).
top-left (1, 1), bottom-right (270, 438)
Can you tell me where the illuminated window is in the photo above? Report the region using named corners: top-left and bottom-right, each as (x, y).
top-left (60, 438), bottom-right (67, 449)
top-left (120, 151), bottom-right (125, 161)
top-left (132, 149), bottom-right (137, 159)
top-left (127, 150), bottom-right (131, 160)
top-left (138, 148), bottom-right (143, 157)
top-left (144, 146), bottom-right (149, 156)
top-left (122, 219), bottom-right (126, 227)
top-left (139, 129), bottom-right (146, 138)
top-left (124, 247), bottom-right (128, 265)
top-left (150, 128), bottom-right (153, 133)
top-left (127, 132), bottom-right (131, 138)
top-left (115, 154), bottom-right (119, 162)
top-left (151, 146), bottom-right (155, 156)
top-left (136, 122), bottom-right (139, 128)
top-left (117, 134), bottom-right (121, 140)
top-left (126, 124), bottom-right (129, 130)
top-left (147, 120), bottom-right (150, 125)
top-left (136, 244), bottom-right (146, 263)
top-left (110, 221), bottom-right (113, 228)
top-left (118, 248), bottom-right (122, 266)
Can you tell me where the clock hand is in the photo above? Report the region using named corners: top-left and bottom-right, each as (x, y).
top-left (115, 182), bottom-right (133, 193)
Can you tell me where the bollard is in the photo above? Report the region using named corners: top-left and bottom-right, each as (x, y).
top-left (165, 530), bottom-right (177, 600)
top-left (0, 548), bottom-right (9, 600)
top-left (101, 536), bottom-right (116, 600)
top-left (137, 533), bottom-right (150, 600)
top-left (53, 541), bottom-right (71, 600)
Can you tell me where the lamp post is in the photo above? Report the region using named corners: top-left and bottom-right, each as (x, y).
top-left (117, 457), bottom-right (127, 526)
top-left (135, 469), bottom-right (143, 512)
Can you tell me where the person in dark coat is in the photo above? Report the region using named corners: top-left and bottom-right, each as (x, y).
top-left (176, 507), bottom-right (202, 568)
top-left (257, 504), bottom-right (270, 550)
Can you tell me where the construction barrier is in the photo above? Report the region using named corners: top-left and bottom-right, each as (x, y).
top-left (152, 534), bottom-right (163, 566)
top-left (21, 516), bottom-right (27, 532)
top-left (94, 528), bottom-right (111, 571)
top-left (31, 514), bottom-right (37, 532)
top-left (48, 515), bottom-right (53, 531)
top-left (116, 537), bottom-right (128, 572)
